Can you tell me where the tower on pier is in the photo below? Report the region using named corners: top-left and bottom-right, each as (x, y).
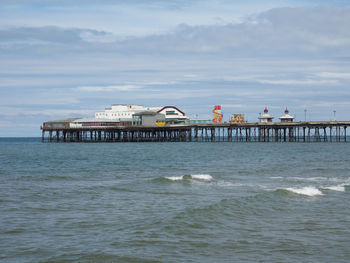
top-left (279, 108), bottom-right (294, 123)
top-left (258, 107), bottom-right (274, 123)
top-left (212, 105), bottom-right (223, 123)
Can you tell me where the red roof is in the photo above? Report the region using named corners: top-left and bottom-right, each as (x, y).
top-left (157, 106), bottom-right (185, 116)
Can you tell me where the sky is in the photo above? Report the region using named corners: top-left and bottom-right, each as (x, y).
top-left (1, 0), bottom-right (350, 136)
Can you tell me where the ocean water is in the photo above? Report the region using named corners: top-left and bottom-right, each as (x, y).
top-left (1, 138), bottom-right (350, 262)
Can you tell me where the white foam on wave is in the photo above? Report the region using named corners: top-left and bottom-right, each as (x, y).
top-left (285, 186), bottom-right (323, 196)
top-left (340, 180), bottom-right (350, 187)
top-left (215, 181), bottom-right (245, 187)
top-left (164, 176), bottom-right (184, 181)
top-left (191, 174), bottom-right (213, 181)
top-left (290, 176), bottom-right (350, 183)
top-left (322, 184), bottom-right (346, 192)
top-left (164, 174), bottom-right (212, 181)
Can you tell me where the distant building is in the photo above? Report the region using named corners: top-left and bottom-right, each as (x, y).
top-left (95, 104), bottom-right (189, 125)
top-left (40, 105), bottom-right (189, 129)
top-left (279, 108), bottom-right (294, 123)
top-left (258, 107), bottom-right (274, 123)
top-left (156, 106), bottom-right (189, 124)
top-left (95, 104), bottom-right (145, 120)
top-left (43, 118), bottom-right (80, 129)
top-left (69, 118), bottom-right (128, 128)
top-left (132, 111), bottom-right (166, 126)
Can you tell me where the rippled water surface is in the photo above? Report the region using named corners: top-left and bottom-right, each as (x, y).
top-left (1, 138), bottom-right (350, 262)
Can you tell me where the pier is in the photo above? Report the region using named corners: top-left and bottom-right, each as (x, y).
top-left (41, 121), bottom-right (350, 142)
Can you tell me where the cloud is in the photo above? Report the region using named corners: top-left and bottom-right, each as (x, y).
top-left (0, 0), bottom-right (193, 7)
top-left (143, 81), bottom-right (177, 85)
top-left (2, 7), bottom-right (350, 58)
top-left (221, 104), bottom-right (246, 108)
top-left (0, 94), bottom-right (81, 107)
top-left (316, 72), bottom-right (350, 79)
top-left (302, 101), bottom-right (350, 108)
top-left (77, 85), bottom-right (140, 92)
top-left (0, 26), bottom-right (85, 44)
top-left (0, 26), bottom-right (118, 58)
top-left (0, 106), bottom-right (95, 117)
top-left (257, 79), bottom-right (339, 85)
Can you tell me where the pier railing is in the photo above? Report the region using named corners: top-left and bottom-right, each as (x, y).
top-left (41, 121), bottom-right (349, 142)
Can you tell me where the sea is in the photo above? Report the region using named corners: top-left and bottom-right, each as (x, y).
top-left (1, 138), bottom-right (350, 263)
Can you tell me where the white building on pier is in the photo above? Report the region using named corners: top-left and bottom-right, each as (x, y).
top-left (258, 107), bottom-right (274, 123)
top-left (95, 104), bottom-right (189, 125)
top-left (279, 108), bottom-right (294, 122)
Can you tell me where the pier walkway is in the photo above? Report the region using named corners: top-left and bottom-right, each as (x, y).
top-left (41, 121), bottom-right (350, 142)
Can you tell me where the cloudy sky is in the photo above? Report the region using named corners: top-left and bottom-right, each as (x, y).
top-left (1, 0), bottom-right (350, 136)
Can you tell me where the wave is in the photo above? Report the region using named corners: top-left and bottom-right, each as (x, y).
top-left (109, 186), bottom-right (139, 193)
top-left (272, 176), bottom-right (350, 184)
top-left (191, 174), bottom-right (213, 181)
top-left (215, 181), bottom-right (246, 188)
top-left (283, 186), bottom-right (323, 196)
top-left (322, 182), bottom-right (350, 192)
top-left (164, 174), bottom-right (213, 182)
top-left (289, 177), bottom-right (328, 182)
top-left (164, 176), bottom-right (184, 181)
top-left (322, 185), bottom-right (345, 192)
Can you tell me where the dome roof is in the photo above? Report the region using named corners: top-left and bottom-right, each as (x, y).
top-left (279, 108), bottom-right (294, 120)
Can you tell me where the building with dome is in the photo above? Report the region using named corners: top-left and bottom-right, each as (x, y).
top-left (258, 107), bottom-right (274, 123)
top-left (279, 108), bottom-right (294, 123)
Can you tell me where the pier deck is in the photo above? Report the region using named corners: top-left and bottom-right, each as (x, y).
top-left (41, 121), bottom-right (350, 142)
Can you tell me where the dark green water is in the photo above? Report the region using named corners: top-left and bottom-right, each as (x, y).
top-left (1, 138), bottom-right (350, 262)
